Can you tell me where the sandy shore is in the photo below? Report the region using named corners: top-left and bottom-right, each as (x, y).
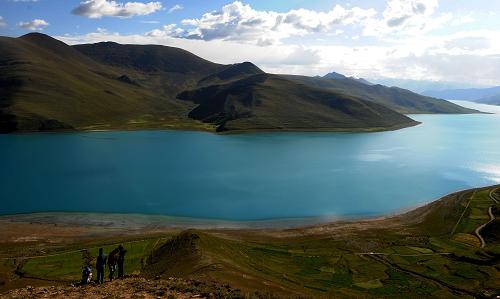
top-left (1, 184), bottom-right (498, 243)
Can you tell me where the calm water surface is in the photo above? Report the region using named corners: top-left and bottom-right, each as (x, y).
top-left (1, 101), bottom-right (500, 220)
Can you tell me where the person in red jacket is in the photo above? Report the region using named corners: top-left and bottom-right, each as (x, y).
top-left (107, 247), bottom-right (119, 281)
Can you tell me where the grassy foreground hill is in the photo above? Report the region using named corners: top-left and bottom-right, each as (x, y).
top-left (1, 185), bottom-right (499, 298)
top-left (0, 33), bottom-right (477, 133)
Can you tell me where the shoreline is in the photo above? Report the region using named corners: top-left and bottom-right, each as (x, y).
top-left (216, 120), bottom-right (421, 135)
top-left (3, 99), bottom-right (493, 136)
top-left (2, 120), bottom-right (421, 136)
top-left (1, 184), bottom-right (498, 297)
top-left (0, 211), bottom-right (387, 230)
top-left (2, 184), bottom-right (498, 231)
top-left (3, 102), bottom-right (493, 136)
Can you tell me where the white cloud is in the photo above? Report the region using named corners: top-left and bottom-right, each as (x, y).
top-left (279, 47), bottom-right (322, 66)
top-left (341, 30), bottom-right (500, 85)
top-left (56, 30), bottom-right (320, 70)
top-left (17, 19), bottom-right (49, 30)
top-left (362, 0), bottom-right (449, 37)
top-left (55, 1), bottom-right (500, 86)
top-left (0, 16), bottom-right (6, 27)
top-left (450, 13), bottom-right (475, 26)
top-left (281, 5), bottom-right (376, 32)
top-left (168, 4), bottom-right (183, 14)
top-left (174, 1), bottom-right (375, 45)
top-left (146, 24), bottom-right (185, 38)
top-left (72, 0), bottom-right (162, 19)
top-left (96, 27), bottom-right (108, 33)
top-left (55, 26), bottom-right (500, 86)
top-left (144, 1), bottom-right (453, 45)
top-left (384, 0), bottom-right (438, 27)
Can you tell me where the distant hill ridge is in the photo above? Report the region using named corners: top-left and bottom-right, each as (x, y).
top-left (284, 74), bottom-right (475, 114)
top-left (423, 86), bottom-right (500, 106)
top-left (0, 33), bottom-right (477, 133)
top-left (198, 61), bottom-right (264, 87)
top-left (323, 72), bottom-right (374, 85)
top-left (74, 41), bottom-right (220, 74)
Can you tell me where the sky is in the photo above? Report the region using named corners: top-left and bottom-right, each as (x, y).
top-left (1, 0), bottom-right (500, 87)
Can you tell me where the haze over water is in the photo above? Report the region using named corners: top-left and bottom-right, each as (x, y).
top-left (1, 101), bottom-right (499, 221)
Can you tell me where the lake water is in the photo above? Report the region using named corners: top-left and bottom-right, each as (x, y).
top-left (1, 101), bottom-right (500, 221)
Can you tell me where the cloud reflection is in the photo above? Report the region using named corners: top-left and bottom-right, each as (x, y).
top-left (473, 164), bottom-right (500, 183)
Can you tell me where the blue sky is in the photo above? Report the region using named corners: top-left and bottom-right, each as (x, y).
top-left (1, 1), bottom-right (385, 36)
top-left (1, 0), bottom-right (500, 86)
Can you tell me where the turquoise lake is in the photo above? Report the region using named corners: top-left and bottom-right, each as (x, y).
top-left (1, 101), bottom-right (500, 221)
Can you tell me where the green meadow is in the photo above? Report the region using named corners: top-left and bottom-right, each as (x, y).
top-left (13, 186), bottom-right (500, 298)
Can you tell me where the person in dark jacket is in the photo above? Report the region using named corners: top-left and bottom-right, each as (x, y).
top-left (117, 245), bottom-right (127, 279)
top-left (95, 248), bottom-right (107, 284)
top-left (107, 247), bottom-right (119, 281)
top-left (81, 265), bottom-right (92, 285)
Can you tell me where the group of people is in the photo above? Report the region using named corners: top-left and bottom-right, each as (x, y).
top-left (81, 245), bottom-right (127, 285)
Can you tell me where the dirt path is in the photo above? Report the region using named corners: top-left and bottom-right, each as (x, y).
top-left (489, 188), bottom-right (499, 204)
top-left (474, 207), bottom-right (494, 248)
top-left (474, 188), bottom-right (498, 248)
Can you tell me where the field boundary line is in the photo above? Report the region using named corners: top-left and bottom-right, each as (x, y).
top-left (449, 191), bottom-right (475, 237)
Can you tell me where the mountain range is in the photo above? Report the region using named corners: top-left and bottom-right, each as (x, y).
top-left (323, 72), bottom-right (374, 86)
top-left (0, 33), bottom-right (476, 133)
top-left (369, 78), bottom-right (483, 94)
top-left (423, 86), bottom-right (500, 105)
top-left (283, 75), bottom-right (475, 114)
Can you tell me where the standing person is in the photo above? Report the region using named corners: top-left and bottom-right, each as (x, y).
top-left (117, 245), bottom-right (127, 279)
top-left (95, 248), bottom-right (107, 284)
top-left (107, 247), bottom-right (119, 281)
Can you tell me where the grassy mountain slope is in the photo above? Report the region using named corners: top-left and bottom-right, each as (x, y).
top-left (124, 186), bottom-right (500, 297)
top-left (0, 33), bottom-right (418, 133)
top-left (73, 42), bottom-right (222, 99)
top-left (284, 75), bottom-right (477, 114)
top-left (3, 186), bottom-right (499, 297)
top-left (197, 61), bottom-right (264, 87)
top-left (73, 42), bottom-right (219, 74)
top-left (178, 73), bottom-right (418, 132)
top-left (0, 33), bottom-right (476, 133)
top-left (324, 72), bottom-right (374, 85)
top-left (0, 33), bottom-right (213, 133)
